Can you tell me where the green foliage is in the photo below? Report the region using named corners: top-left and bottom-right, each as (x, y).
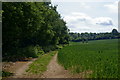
top-left (19, 46), bottom-right (40, 58)
top-left (35, 45), bottom-right (44, 56)
top-left (56, 45), bottom-right (63, 49)
top-left (42, 45), bottom-right (57, 53)
top-left (2, 2), bottom-right (69, 61)
top-left (3, 45), bottom-right (45, 61)
top-left (2, 71), bottom-right (13, 77)
top-left (58, 39), bottom-right (118, 78)
top-left (26, 51), bottom-right (57, 74)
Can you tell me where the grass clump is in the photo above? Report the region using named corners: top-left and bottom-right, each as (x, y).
top-left (26, 51), bottom-right (57, 74)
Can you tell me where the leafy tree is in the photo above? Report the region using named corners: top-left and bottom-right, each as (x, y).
top-left (2, 2), bottom-right (69, 61)
top-left (112, 29), bottom-right (118, 35)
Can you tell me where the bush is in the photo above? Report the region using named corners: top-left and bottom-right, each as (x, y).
top-left (19, 45), bottom-right (44, 58)
top-left (3, 45), bottom-right (45, 61)
top-left (19, 46), bottom-right (37, 58)
top-left (2, 71), bottom-right (13, 77)
top-left (42, 45), bottom-right (57, 53)
top-left (34, 45), bottom-right (44, 56)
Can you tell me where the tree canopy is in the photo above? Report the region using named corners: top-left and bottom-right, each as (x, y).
top-left (2, 2), bottom-right (69, 61)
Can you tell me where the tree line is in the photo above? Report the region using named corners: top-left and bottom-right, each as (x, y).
top-left (2, 2), bottom-right (69, 61)
top-left (69, 29), bottom-right (120, 43)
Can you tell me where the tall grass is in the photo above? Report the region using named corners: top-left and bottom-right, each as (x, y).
top-left (58, 39), bottom-right (118, 78)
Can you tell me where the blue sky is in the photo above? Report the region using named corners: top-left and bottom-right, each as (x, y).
top-left (52, 0), bottom-right (118, 33)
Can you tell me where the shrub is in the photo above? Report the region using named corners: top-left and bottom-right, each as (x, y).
top-left (19, 45), bottom-right (44, 58)
top-left (2, 71), bottom-right (13, 77)
top-left (42, 45), bottom-right (57, 53)
top-left (34, 45), bottom-right (44, 56)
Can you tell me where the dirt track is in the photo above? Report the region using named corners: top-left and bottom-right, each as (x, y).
top-left (2, 54), bottom-right (71, 78)
top-left (3, 53), bottom-right (91, 78)
top-left (41, 53), bottom-right (71, 78)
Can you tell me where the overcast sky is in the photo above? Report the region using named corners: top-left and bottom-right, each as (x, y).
top-left (52, 0), bottom-right (118, 33)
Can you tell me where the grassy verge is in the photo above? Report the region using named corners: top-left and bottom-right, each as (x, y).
top-left (26, 51), bottom-right (57, 74)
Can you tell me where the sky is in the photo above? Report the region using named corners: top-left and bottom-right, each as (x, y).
top-left (52, 0), bottom-right (119, 33)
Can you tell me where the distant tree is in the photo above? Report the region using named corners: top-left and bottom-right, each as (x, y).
top-left (112, 29), bottom-right (118, 35)
top-left (69, 29), bottom-right (119, 43)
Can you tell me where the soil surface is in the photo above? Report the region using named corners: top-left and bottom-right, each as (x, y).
top-left (2, 58), bottom-right (37, 78)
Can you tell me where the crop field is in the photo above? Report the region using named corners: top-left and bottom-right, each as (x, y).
top-left (58, 39), bottom-right (119, 78)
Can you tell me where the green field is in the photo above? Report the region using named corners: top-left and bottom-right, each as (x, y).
top-left (58, 39), bottom-right (118, 78)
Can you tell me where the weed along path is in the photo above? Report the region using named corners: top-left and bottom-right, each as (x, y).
top-left (41, 53), bottom-right (71, 78)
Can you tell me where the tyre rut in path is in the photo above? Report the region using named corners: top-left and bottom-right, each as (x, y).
top-left (41, 53), bottom-right (71, 78)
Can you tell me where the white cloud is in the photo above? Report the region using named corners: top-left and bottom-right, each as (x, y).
top-left (93, 17), bottom-right (113, 26)
top-left (104, 1), bottom-right (118, 13)
top-left (64, 12), bottom-right (92, 23)
top-left (64, 12), bottom-right (113, 26)
top-left (64, 12), bottom-right (116, 33)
